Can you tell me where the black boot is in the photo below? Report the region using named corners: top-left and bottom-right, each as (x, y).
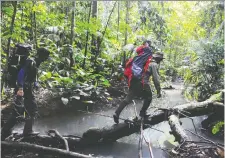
top-left (139, 110), bottom-right (148, 119)
top-left (113, 113), bottom-right (119, 124)
top-left (23, 118), bottom-right (39, 136)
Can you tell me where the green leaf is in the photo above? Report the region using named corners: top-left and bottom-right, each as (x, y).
top-left (2, 7), bottom-right (13, 15)
top-left (46, 72), bottom-right (52, 79)
top-left (101, 79), bottom-right (111, 87)
top-left (212, 121), bottom-right (224, 135)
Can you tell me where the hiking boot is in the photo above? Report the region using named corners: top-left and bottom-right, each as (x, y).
top-left (139, 111), bottom-right (148, 119)
top-left (113, 114), bottom-right (119, 124)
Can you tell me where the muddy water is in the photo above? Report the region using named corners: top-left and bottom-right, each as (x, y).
top-left (14, 82), bottom-right (223, 158)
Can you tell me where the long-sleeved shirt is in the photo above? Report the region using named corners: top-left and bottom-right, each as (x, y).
top-left (143, 59), bottom-right (161, 92)
top-left (17, 58), bottom-right (37, 89)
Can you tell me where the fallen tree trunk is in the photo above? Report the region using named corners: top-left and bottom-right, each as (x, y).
top-left (94, 99), bottom-right (223, 142)
top-left (168, 115), bottom-right (190, 144)
top-left (173, 100), bottom-right (221, 117)
top-left (167, 115), bottom-right (224, 158)
top-left (1, 141), bottom-right (94, 158)
top-left (4, 98), bottom-right (224, 152)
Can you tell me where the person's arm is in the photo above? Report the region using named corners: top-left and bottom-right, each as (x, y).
top-left (150, 63), bottom-right (161, 97)
top-left (16, 60), bottom-right (36, 94)
top-left (17, 68), bottom-right (26, 89)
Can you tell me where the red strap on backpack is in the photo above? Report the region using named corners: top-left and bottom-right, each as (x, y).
top-left (141, 56), bottom-right (153, 87)
top-left (124, 58), bottom-right (133, 78)
top-left (136, 45), bottom-right (147, 55)
top-left (124, 58), bottom-right (133, 87)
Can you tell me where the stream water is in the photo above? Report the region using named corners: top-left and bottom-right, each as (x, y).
top-left (13, 82), bottom-right (223, 158)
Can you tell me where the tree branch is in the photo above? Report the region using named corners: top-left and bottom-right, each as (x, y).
top-left (2, 141), bottom-right (94, 158)
top-left (48, 129), bottom-right (69, 151)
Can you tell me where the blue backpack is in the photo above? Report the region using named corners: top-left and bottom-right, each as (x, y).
top-left (131, 47), bottom-right (153, 79)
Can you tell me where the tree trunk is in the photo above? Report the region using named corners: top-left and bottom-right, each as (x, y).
top-left (123, 1), bottom-right (129, 67)
top-left (2, 141), bottom-right (94, 158)
top-left (167, 114), bottom-right (224, 157)
top-left (33, 1), bottom-right (37, 49)
top-left (79, 99), bottom-right (223, 142)
top-left (21, 3), bottom-right (23, 27)
top-left (70, 1), bottom-right (76, 68)
top-left (6, 1), bottom-right (17, 57)
top-left (2, 1), bottom-right (17, 93)
top-left (94, 1), bottom-right (117, 66)
top-left (124, 1), bottom-right (129, 46)
top-left (168, 115), bottom-right (190, 143)
top-left (161, 1), bottom-right (164, 14)
top-left (91, 1), bottom-right (97, 65)
top-left (82, 2), bottom-right (92, 69)
top-left (117, 1), bottom-right (120, 41)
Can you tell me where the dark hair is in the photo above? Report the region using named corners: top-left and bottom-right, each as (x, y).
top-left (37, 48), bottom-right (50, 58)
top-left (143, 40), bottom-right (151, 46)
top-left (153, 52), bottom-right (164, 60)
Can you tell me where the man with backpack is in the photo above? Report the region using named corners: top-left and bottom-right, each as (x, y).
top-left (113, 49), bottom-right (164, 124)
top-left (1, 44), bottom-right (50, 140)
top-left (124, 40), bottom-right (152, 86)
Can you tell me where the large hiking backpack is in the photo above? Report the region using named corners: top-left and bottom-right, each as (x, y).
top-left (131, 51), bottom-right (152, 79)
top-left (124, 46), bottom-right (153, 86)
top-left (7, 44), bottom-right (32, 88)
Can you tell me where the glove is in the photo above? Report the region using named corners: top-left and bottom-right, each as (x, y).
top-left (157, 91), bottom-right (161, 98)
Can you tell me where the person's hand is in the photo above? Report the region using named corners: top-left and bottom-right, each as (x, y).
top-left (17, 88), bottom-right (24, 97)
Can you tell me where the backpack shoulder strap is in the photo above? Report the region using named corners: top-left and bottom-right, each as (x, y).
top-left (144, 56), bottom-right (153, 72)
top-left (126, 58), bottom-right (133, 67)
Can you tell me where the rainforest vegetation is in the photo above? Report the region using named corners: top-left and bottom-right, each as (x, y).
top-left (1, 1), bottom-right (224, 101)
top-left (1, 1), bottom-right (224, 158)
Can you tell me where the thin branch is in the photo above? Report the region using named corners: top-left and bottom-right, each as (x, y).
top-left (138, 119), bottom-right (143, 158)
top-left (77, 110), bottom-right (164, 133)
top-left (143, 135), bottom-right (154, 158)
top-left (48, 129), bottom-right (69, 151)
top-left (97, 1), bottom-right (117, 57)
top-left (77, 110), bottom-right (127, 121)
top-left (2, 141), bottom-right (94, 158)
top-left (212, 20), bottom-right (224, 40)
top-left (132, 100), bottom-right (138, 118)
top-left (82, 1), bottom-right (92, 69)
top-left (185, 129), bottom-right (224, 149)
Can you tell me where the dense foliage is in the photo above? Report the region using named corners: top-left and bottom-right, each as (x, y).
top-left (1, 1), bottom-right (224, 101)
